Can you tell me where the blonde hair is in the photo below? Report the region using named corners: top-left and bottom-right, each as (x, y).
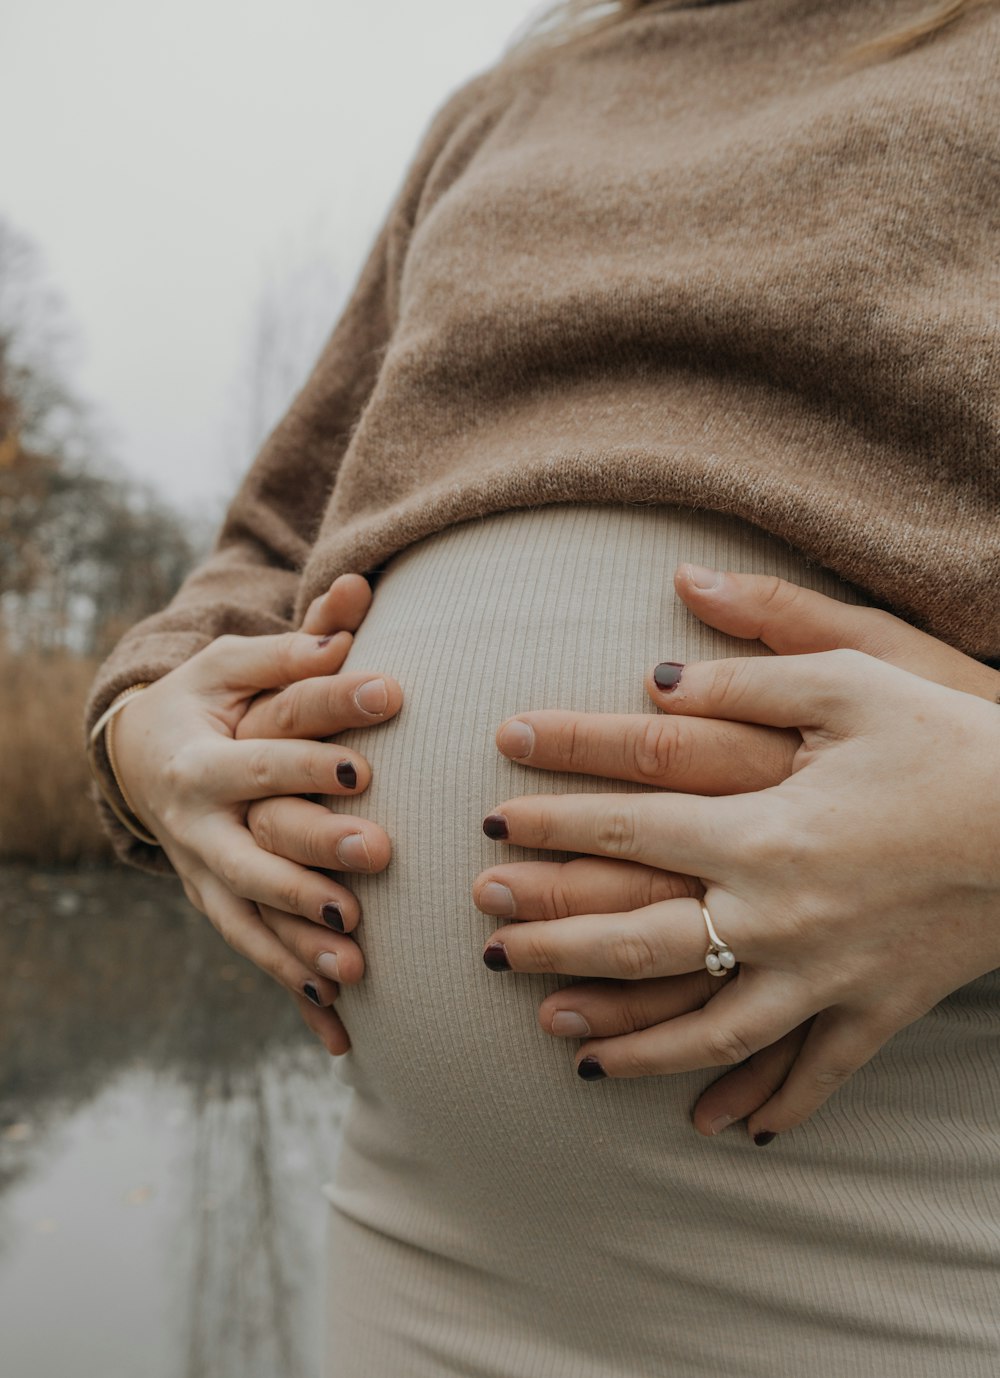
top-left (500, 0), bottom-right (992, 71)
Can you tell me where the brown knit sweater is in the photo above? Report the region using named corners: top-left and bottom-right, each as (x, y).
top-left (86, 0), bottom-right (1000, 869)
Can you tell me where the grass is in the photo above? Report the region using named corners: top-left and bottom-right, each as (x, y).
top-left (0, 647), bottom-right (113, 864)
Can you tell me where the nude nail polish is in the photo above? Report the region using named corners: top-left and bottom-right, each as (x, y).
top-left (337, 833), bottom-right (372, 870)
top-left (497, 720), bottom-right (534, 759)
top-left (551, 1011), bottom-right (590, 1037)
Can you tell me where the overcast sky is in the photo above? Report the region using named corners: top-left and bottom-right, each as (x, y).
top-left (1, 0), bottom-right (537, 514)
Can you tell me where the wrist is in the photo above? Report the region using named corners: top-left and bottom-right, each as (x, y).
top-left (87, 683), bottom-right (161, 847)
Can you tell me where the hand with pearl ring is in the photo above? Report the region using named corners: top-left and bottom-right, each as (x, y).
top-left (473, 569), bottom-right (1000, 1143)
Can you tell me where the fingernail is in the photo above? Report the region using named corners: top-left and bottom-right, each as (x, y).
top-left (316, 634), bottom-right (335, 649)
top-left (354, 678), bottom-right (388, 715)
top-left (483, 813), bottom-right (509, 840)
top-left (321, 901), bottom-right (346, 932)
top-left (685, 563), bottom-right (723, 591)
top-left (577, 1056), bottom-right (607, 1081)
top-left (483, 941), bottom-right (510, 971)
top-left (709, 1113), bottom-right (736, 1135)
top-left (303, 983), bottom-right (323, 1006)
top-left (316, 952), bottom-right (340, 980)
top-left (551, 1010), bottom-right (590, 1037)
top-left (653, 661), bottom-right (684, 691)
top-left (753, 1130), bottom-right (777, 1147)
top-left (479, 882), bottom-right (515, 916)
top-left (497, 719), bottom-right (534, 759)
top-left (337, 832), bottom-right (372, 870)
top-left (336, 760), bottom-right (358, 789)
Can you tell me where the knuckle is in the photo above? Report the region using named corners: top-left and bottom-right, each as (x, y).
top-left (271, 689), bottom-right (300, 736)
top-left (215, 853), bottom-right (242, 895)
top-left (629, 719), bottom-right (686, 783)
top-left (756, 576), bottom-right (802, 617)
top-left (811, 1062), bottom-right (856, 1092)
top-left (613, 1042), bottom-right (659, 1078)
top-left (277, 877), bottom-right (306, 916)
top-left (710, 657), bottom-right (756, 713)
top-left (610, 929), bottom-right (661, 981)
top-left (519, 932), bottom-right (557, 974)
top-left (594, 803), bottom-right (642, 859)
top-left (553, 716), bottom-right (586, 769)
top-left (246, 746), bottom-right (277, 792)
top-left (161, 743), bottom-right (202, 797)
top-left (704, 1024), bottom-right (755, 1067)
top-left (247, 800), bottom-right (276, 853)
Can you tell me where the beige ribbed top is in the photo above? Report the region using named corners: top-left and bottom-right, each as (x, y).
top-left (86, 0), bottom-right (1000, 868)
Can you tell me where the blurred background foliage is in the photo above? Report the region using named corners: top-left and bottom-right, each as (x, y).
top-left (0, 217), bottom-right (207, 862)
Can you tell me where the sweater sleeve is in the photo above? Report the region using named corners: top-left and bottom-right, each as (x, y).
top-left (84, 66), bottom-right (502, 873)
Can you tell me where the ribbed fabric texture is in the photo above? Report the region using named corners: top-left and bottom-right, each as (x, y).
top-left (317, 505), bottom-right (1000, 1378)
top-left (86, 0), bottom-right (1000, 872)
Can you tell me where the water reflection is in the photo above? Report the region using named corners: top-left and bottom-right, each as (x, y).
top-left (0, 864), bottom-right (348, 1378)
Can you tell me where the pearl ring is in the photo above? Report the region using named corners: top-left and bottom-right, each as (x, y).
top-left (700, 899), bottom-right (737, 977)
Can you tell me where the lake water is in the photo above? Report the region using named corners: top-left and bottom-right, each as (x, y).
top-left (0, 864), bottom-right (350, 1378)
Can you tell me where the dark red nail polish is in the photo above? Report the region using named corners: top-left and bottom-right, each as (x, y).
top-left (321, 902), bottom-right (345, 932)
top-left (316, 634), bottom-right (335, 648)
top-left (483, 941), bottom-right (510, 971)
top-left (483, 813), bottom-right (509, 840)
top-left (577, 1056), bottom-right (607, 1081)
top-left (653, 661), bottom-right (684, 691)
top-left (336, 760), bottom-right (358, 789)
top-left (753, 1130), bottom-right (776, 1146)
top-left (304, 983), bottom-right (323, 1006)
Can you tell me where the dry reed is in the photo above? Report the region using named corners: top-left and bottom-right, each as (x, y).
top-left (0, 646), bottom-right (113, 864)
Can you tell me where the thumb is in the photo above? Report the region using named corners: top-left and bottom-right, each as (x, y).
top-left (673, 565), bottom-right (896, 656)
top-left (300, 572), bottom-right (372, 635)
top-left (673, 565), bottom-right (998, 698)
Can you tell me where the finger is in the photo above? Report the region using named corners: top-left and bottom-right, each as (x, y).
top-left (538, 969), bottom-right (722, 1039)
top-left (300, 573), bottom-right (373, 636)
top-left (483, 789), bottom-right (735, 876)
top-left (495, 709), bottom-right (797, 794)
top-left (691, 1021), bottom-right (811, 1137)
top-left (674, 566), bottom-right (1000, 700)
top-left (202, 818), bottom-right (386, 935)
top-left (572, 973), bottom-right (815, 1080)
top-left (190, 629), bottom-right (361, 696)
top-left (246, 799), bottom-right (375, 906)
top-left (291, 990), bottom-right (352, 1056)
top-left (196, 872), bottom-right (340, 1007)
top-left (472, 856), bottom-right (702, 920)
top-left (644, 647), bottom-right (893, 733)
top-left (257, 903), bottom-right (365, 985)
top-left (222, 737), bottom-right (382, 811)
top-left (744, 1007), bottom-right (889, 1141)
top-left (483, 896), bottom-right (752, 981)
top-left (237, 669), bottom-right (401, 741)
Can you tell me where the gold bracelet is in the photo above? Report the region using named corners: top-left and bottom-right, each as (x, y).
top-left (86, 683), bottom-right (161, 847)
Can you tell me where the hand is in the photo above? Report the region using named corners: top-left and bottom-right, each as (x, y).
top-left (113, 573), bottom-right (402, 1054)
top-left (474, 569), bottom-right (1000, 1139)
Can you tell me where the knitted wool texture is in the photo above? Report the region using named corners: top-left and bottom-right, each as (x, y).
top-left (86, 0), bottom-right (1000, 869)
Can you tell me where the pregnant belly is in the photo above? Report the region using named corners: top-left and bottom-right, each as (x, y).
top-left (322, 504), bottom-right (859, 1162)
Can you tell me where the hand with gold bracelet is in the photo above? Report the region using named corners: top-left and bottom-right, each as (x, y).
top-left (92, 574), bottom-right (402, 1055)
top-left (472, 568), bottom-right (1000, 1142)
